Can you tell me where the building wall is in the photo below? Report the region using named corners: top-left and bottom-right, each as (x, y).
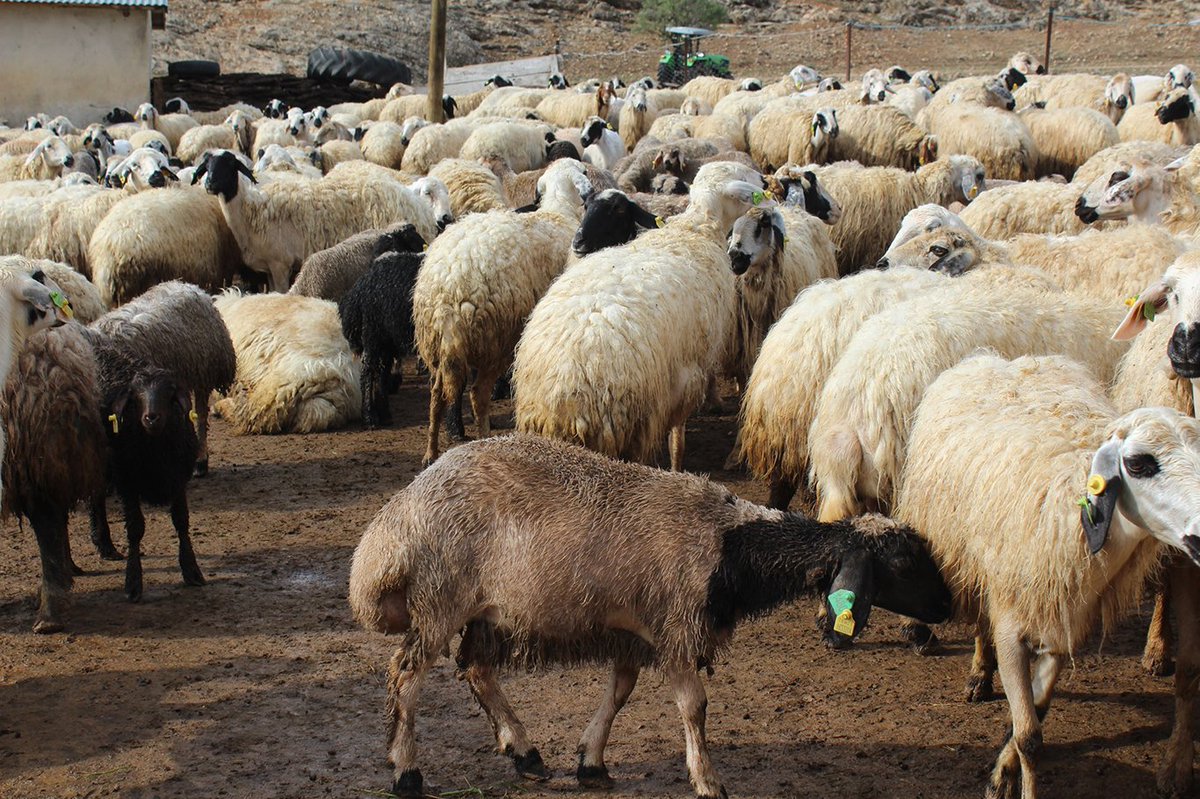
top-left (0, 5), bottom-right (151, 127)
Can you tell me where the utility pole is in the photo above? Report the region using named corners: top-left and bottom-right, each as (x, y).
top-left (428, 0), bottom-right (448, 122)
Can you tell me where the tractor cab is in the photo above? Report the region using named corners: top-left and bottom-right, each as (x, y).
top-left (657, 27), bottom-right (732, 87)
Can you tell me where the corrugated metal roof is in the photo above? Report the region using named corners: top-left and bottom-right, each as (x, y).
top-left (0, 0), bottom-right (167, 8)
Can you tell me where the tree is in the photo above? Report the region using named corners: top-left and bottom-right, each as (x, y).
top-left (633, 0), bottom-right (729, 36)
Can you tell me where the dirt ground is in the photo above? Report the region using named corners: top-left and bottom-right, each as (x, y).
top-left (0, 359), bottom-right (1187, 799)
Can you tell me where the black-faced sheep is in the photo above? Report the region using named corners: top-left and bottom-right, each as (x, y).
top-left (349, 433), bottom-right (952, 799)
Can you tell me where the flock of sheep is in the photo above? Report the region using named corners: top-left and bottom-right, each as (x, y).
top-left (5, 46), bottom-right (1200, 799)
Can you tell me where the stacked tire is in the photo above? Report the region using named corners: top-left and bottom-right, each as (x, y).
top-left (307, 47), bottom-right (411, 87)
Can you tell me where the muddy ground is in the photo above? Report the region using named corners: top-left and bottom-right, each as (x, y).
top-left (0, 361), bottom-right (1187, 799)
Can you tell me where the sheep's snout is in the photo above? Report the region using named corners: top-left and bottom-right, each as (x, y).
top-left (729, 249), bottom-right (752, 275)
top-left (1074, 196), bottom-right (1099, 224)
top-left (1168, 322), bottom-right (1200, 378)
top-left (876, 90), bottom-right (886, 102)
top-left (875, 256), bottom-right (890, 269)
top-left (148, 170), bottom-right (166, 188)
top-left (436, 214), bottom-right (452, 232)
top-left (62, 154), bottom-right (74, 168)
top-left (142, 410), bottom-right (164, 434)
top-left (1116, 95), bottom-right (1129, 109)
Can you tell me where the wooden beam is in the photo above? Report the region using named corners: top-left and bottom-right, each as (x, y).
top-left (427, 0), bottom-right (448, 122)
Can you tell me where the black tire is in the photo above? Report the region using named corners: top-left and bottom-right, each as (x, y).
top-left (307, 46), bottom-right (411, 87)
top-left (168, 60), bottom-right (220, 78)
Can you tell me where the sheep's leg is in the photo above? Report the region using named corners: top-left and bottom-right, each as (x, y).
top-left (469, 365), bottom-right (502, 440)
top-left (88, 494), bottom-right (123, 560)
top-left (1144, 572), bottom-right (1176, 677)
top-left (385, 642), bottom-right (434, 798)
top-left (171, 493), bottom-right (205, 587)
top-left (577, 663), bottom-right (640, 787)
top-left (966, 620), bottom-right (997, 703)
top-left (986, 620), bottom-right (1039, 799)
top-left (670, 667), bottom-right (725, 799)
top-left (423, 369), bottom-right (463, 467)
top-left (461, 664), bottom-right (546, 779)
top-left (193, 390), bottom-right (212, 477)
top-left (669, 424), bottom-right (686, 472)
top-left (28, 503), bottom-right (72, 633)
top-left (122, 493), bottom-right (146, 602)
top-left (901, 621), bottom-right (941, 655)
top-left (360, 356), bottom-right (384, 429)
top-left (1158, 561), bottom-right (1200, 798)
top-left (1031, 652), bottom-right (1063, 722)
top-left (767, 477), bottom-right (797, 510)
top-left (377, 353), bottom-right (394, 424)
top-left (444, 391), bottom-right (466, 442)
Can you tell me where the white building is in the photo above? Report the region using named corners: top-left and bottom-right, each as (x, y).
top-left (0, 0), bottom-right (166, 126)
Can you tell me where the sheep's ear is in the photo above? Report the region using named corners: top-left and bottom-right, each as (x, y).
top-left (109, 388), bottom-right (131, 420)
top-left (191, 158), bottom-right (209, 185)
top-left (631, 201), bottom-right (660, 229)
top-left (824, 549), bottom-right (875, 647)
top-left (1113, 280), bottom-right (1170, 340)
top-left (235, 159), bottom-right (258, 184)
top-left (175, 386), bottom-right (193, 414)
top-left (1081, 439), bottom-right (1123, 554)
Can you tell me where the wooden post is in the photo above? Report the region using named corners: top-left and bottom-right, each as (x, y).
top-left (1043, 8), bottom-right (1054, 75)
top-left (427, 0), bottom-right (448, 123)
top-left (845, 22), bottom-right (852, 83)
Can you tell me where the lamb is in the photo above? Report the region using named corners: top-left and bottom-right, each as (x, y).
top-left (894, 352), bottom-right (1200, 799)
top-left (134, 102), bottom-right (198, 152)
top-left (87, 280), bottom-right (236, 478)
top-left (579, 116), bottom-right (626, 171)
top-left (808, 280), bottom-right (1128, 522)
top-left (1, 323), bottom-right (106, 632)
top-left (1118, 87), bottom-right (1200, 146)
top-left (1018, 105), bottom-right (1120, 178)
top-left (88, 184), bottom-right (244, 306)
top-left (618, 86), bottom-right (658, 151)
top-left (512, 165), bottom-right (767, 470)
top-left (426, 157), bottom-right (509, 215)
top-left (339, 246), bottom-right (424, 427)
top-left (195, 150), bottom-right (437, 291)
top-left (746, 104), bottom-right (836, 172)
top-left (414, 159), bottom-right (592, 465)
top-left (289, 223), bottom-right (426, 302)
top-left (921, 103), bottom-right (1038, 180)
top-left (534, 83), bottom-right (614, 128)
top-left (804, 156), bottom-right (985, 275)
top-left (348, 433), bottom-right (953, 799)
top-left (0, 136), bottom-right (74, 181)
top-left (457, 121), bottom-right (553, 174)
top-left (212, 290), bottom-right (360, 434)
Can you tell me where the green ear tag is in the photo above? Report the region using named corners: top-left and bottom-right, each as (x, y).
top-left (49, 290), bottom-right (73, 319)
top-left (1143, 302), bottom-right (1156, 322)
top-left (751, 190), bottom-right (767, 204)
top-left (828, 589), bottom-right (856, 636)
top-left (1077, 496), bottom-right (1094, 523)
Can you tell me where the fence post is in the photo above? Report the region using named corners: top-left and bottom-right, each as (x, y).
top-left (845, 22), bottom-right (852, 83)
top-left (427, 0), bottom-right (448, 123)
top-left (1043, 8), bottom-right (1054, 74)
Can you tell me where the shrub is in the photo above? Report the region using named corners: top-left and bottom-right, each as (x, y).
top-left (634, 0), bottom-right (729, 36)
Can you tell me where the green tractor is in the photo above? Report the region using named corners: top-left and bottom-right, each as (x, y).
top-left (657, 27), bottom-right (731, 87)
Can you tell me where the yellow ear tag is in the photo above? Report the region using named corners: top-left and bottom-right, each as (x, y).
top-left (1087, 474), bottom-right (1106, 495)
top-left (1125, 294), bottom-right (1138, 307)
top-left (607, 123), bottom-right (614, 130)
top-left (423, 243), bottom-right (428, 251)
top-left (968, 185), bottom-right (979, 199)
top-left (833, 609), bottom-right (856, 636)
top-left (189, 409), bottom-right (199, 431)
top-left (827, 589), bottom-right (857, 636)
top-left (655, 216), bottom-right (665, 228)
top-left (108, 413), bottom-right (119, 434)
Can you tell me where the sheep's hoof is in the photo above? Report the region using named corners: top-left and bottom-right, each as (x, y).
top-left (1143, 650), bottom-right (1176, 677)
top-left (70, 558), bottom-right (85, 577)
top-left (964, 676), bottom-right (995, 703)
top-left (390, 769), bottom-right (424, 798)
top-left (182, 569), bottom-right (206, 587)
top-left (193, 459), bottom-right (209, 478)
top-left (96, 545), bottom-right (124, 561)
top-left (903, 623), bottom-right (942, 655)
top-left (576, 761), bottom-right (613, 789)
top-left (446, 429), bottom-right (470, 443)
top-left (697, 789), bottom-right (729, 799)
top-left (1156, 763), bottom-right (1193, 798)
top-left (511, 747), bottom-right (548, 780)
top-left (32, 617), bottom-right (64, 634)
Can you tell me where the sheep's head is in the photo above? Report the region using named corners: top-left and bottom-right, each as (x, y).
top-left (772, 165), bottom-right (841, 225)
top-left (1157, 87), bottom-right (1195, 125)
top-left (1074, 407), bottom-right (1200, 565)
top-left (112, 147), bottom-right (178, 191)
top-left (877, 228), bottom-right (981, 274)
top-left (651, 174), bottom-right (688, 195)
top-left (727, 206), bottom-right (785, 276)
top-left (822, 518), bottom-right (953, 649)
top-left (579, 116), bottom-right (610, 148)
top-left (24, 115), bottom-right (44, 130)
top-left (548, 73), bottom-right (569, 90)
top-left (1166, 63), bottom-right (1195, 91)
top-left (194, 149), bottom-right (256, 200)
top-left (572, 189), bottom-right (661, 256)
top-left (1115, 251), bottom-right (1200, 380)
top-left (946, 155), bottom-right (986, 204)
top-left (411, 176), bottom-right (454, 232)
top-left (1106, 73), bottom-right (1135, 112)
top-left (627, 86), bottom-right (649, 113)
top-left (739, 77), bottom-right (763, 92)
top-left (984, 78), bottom-right (1016, 111)
top-left (1075, 160), bottom-right (1169, 224)
top-left (104, 107), bottom-right (134, 124)
top-left (789, 64), bottom-right (821, 89)
top-left (48, 116), bottom-right (76, 136)
top-left (911, 69), bottom-right (940, 93)
top-left (442, 95), bottom-right (458, 120)
top-left (652, 146), bottom-right (685, 177)
top-left (883, 203), bottom-right (972, 256)
top-left (286, 107), bottom-right (309, 139)
top-left (816, 77), bottom-right (842, 93)
top-left (537, 158), bottom-right (593, 212)
top-left (309, 106), bottom-right (330, 128)
top-left (398, 116), bottom-right (430, 147)
top-left (109, 367), bottom-right (194, 440)
top-left (810, 107), bottom-right (838, 160)
top-left (886, 66), bottom-right (912, 84)
top-left (265, 99), bottom-right (288, 119)
top-left (135, 102), bottom-right (158, 126)
top-left (1009, 51), bottom-right (1045, 76)
top-left (546, 140), bottom-right (582, 162)
top-left (25, 136), bottom-right (73, 173)
top-left (375, 223), bottom-right (426, 258)
top-left (484, 75), bottom-right (512, 88)
top-left (632, 76), bottom-right (656, 91)
top-left (0, 264), bottom-right (72, 340)
top-left (385, 82), bottom-right (413, 100)
top-left (998, 66), bottom-right (1027, 91)
top-left (859, 68), bottom-right (891, 104)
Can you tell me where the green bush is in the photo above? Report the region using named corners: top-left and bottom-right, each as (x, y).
top-left (634, 0), bottom-right (729, 36)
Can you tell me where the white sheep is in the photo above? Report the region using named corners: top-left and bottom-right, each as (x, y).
top-left (0, 136), bottom-right (74, 182)
top-left (4, 256), bottom-right (105, 323)
top-left (534, 84), bottom-right (615, 128)
top-left (513, 164), bottom-right (767, 470)
top-left (1072, 139), bottom-right (1186, 186)
top-left (359, 120), bottom-right (410, 170)
top-left (895, 352), bottom-right (1200, 799)
top-left (746, 103), bottom-right (836, 172)
top-left (825, 102), bottom-right (939, 169)
top-left (808, 280), bottom-right (1128, 522)
top-left (195, 150), bottom-right (438, 291)
top-left (414, 159), bottom-right (592, 465)
top-left (1015, 73), bottom-right (1135, 124)
top-left (1018, 105), bottom-right (1120, 178)
top-left (398, 117), bottom-right (481, 175)
top-left (212, 290), bottom-right (361, 434)
top-left (1118, 87), bottom-right (1200, 145)
top-left (959, 179), bottom-right (1092, 238)
top-left (175, 110), bottom-right (254, 165)
top-left (457, 121), bottom-right (552, 174)
top-left (579, 116), bottom-right (626, 171)
top-left (426, 157), bottom-right (509, 215)
top-left (134, 102), bottom-right (198, 152)
top-left (618, 85), bottom-right (658, 151)
top-left (921, 103), bottom-right (1038, 180)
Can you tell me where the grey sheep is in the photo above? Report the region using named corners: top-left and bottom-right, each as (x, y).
top-left (288, 223), bottom-right (427, 302)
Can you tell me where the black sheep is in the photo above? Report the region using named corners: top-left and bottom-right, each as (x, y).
top-left (339, 247), bottom-right (424, 428)
top-left (91, 361), bottom-right (204, 602)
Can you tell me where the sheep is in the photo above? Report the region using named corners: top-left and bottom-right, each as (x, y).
top-left (289, 223), bottom-right (426, 302)
top-left (569, 188), bottom-right (665, 257)
top-left (348, 432), bottom-right (953, 799)
top-left (212, 290), bottom-right (361, 434)
top-left (680, 75), bottom-right (746, 108)
top-left (469, 86), bottom-right (552, 117)
top-left (895, 352), bottom-right (1200, 799)
top-left (398, 117), bottom-right (480, 175)
top-left (959, 179), bottom-right (1093, 238)
top-left (1018, 105), bottom-right (1120, 178)
top-left (359, 120), bottom-right (411, 169)
top-left (804, 156), bottom-right (985, 275)
top-left (1133, 63), bottom-right (1195, 105)
top-left (134, 103), bottom-right (197, 152)
top-left (414, 159), bottom-right (592, 465)
top-left (613, 138), bottom-right (714, 192)
top-left (922, 76), bottom-right (1015, 114)
top-left (1074, 158), bottom-right (1198, 235)
top-left (426, 157), bottom-right (509, 215)
top-left (0, 136), bottom-right (74, 182)
top-left (809, 280), bottom-right (1128, 522)
top-left (127, 128), bottom-right (172, 157)
top-left (921, 103), bottom-right (1038, 180)
top-left (649, 140), bottom-right (756, 187)
top-left (1118, 87), bottom-right (1200, 146)
top-left (23, 184), bottom-right (124, 278)
top-left (2, 256), bottom-right (106, 323)
top-left (176, 111), bottom-right (254, 164)
top-left (88, 184), bottom-right (243, 306)
top-left (512, 165), bottom-right (767, 470)
top-left (618, 86), bottom-right (659, 151)
top-left (485, 155), bottom-right (615, 209)
top-left (825, 103), bottom-right (938, 168)
top-left (452, 83), bottom-right (499, 116)
top-left (644, 112), bottom-right (695, 142)
top-left (1072, 140), bottom-right (1187, 186)
top-left (535, 84), bottom-right (615, 128)
top-left (679, 96), bottom-right (712, 115)
top-left (191, 101), bottom-right (262, 127)
top-left (1015, 73), bottom-right (1135, 124)
top-left (546, 139), bottom-right (581, 161)
top-left (195, 150), bottom-right (437, 291)
top-left (106, 146), bottom-right (179, 190)
top-left (378, 94), bottom-right (456, 125)
top-left (457, 121), bottom-right (553, 174)
top-left (746, 104), bottom-right (836, 172)
top-left (579, 116), bottom-right (625, 171)
top-left (339, 246), bottom-right (424, 427)
top-left (314, 138), bottom-right (364, 172)
top-left (1, 323), bottom-right (106, 632)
